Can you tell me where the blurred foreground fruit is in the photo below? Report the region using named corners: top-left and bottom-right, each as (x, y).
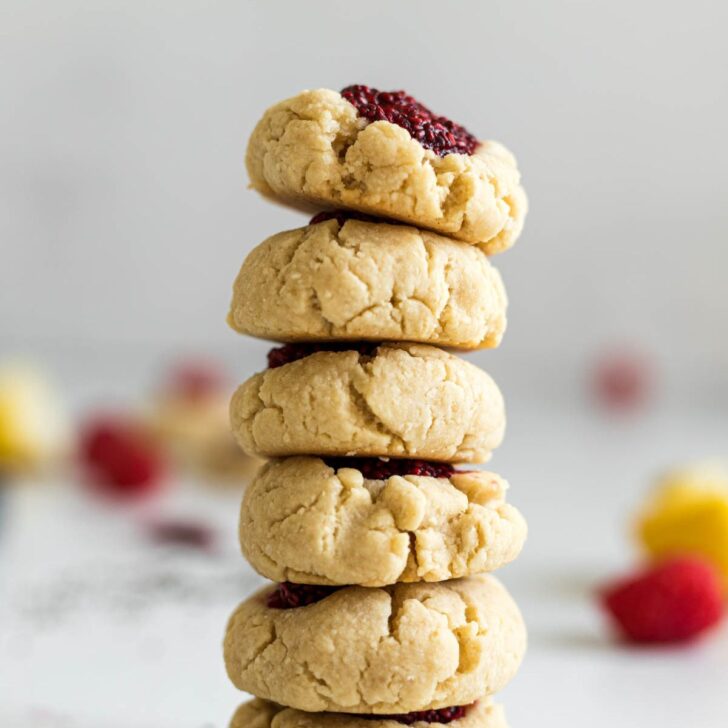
top-left (592, 349), bottom-right (652, 411)
top-left (79, 416), bottom-right (166, 499)
top-left (146, 359), bottom-right (260, 482)
top-left (146, 517), bottom-right (216, 551)
top-left (0, 362), bottom-right (69, 472)
top-left (600, 557), bottom-right (724, 643)
top-left (163, 359), bottom-right (228, 401)
top-left (637, 464), bottom-right (728, 591)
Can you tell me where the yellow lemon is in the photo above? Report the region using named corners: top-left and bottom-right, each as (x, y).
top-left (638, 463), bottom-right (728, 591)
top-left (0, 362), bottom-right (68, 471)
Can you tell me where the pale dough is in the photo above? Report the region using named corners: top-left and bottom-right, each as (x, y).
top-left (228, 218), bottom-right (507, 349)
top-left (223, 574), bottom-right (526, 714)
top-left (229, 344), bottom-right (505, 463)
top-left (240, 457), bottom-right (526, 586)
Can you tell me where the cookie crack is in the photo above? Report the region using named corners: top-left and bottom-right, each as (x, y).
top-left (266, 488), bottom-right (329, 530)
top-left (406, 531), bottom-right (419, 574)
top-left (347, 380), bottom-right (406, 451)
top-left (275, 226), bottom-right (317, 297)
top-left (299, 656), bottom-right (335, 698)
top-left (241, 620), bottom-right (278, 677)
top-left (325, 481), bottom-right (353, 555)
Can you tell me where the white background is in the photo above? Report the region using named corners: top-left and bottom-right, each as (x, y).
top-left (2, 1), bottom-right (728, 727)
top-left (2, 0), bottom-right (727, 405)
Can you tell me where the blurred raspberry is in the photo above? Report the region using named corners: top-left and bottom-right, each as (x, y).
top-left (592, 350), bottom-right (652, 410)
top-left (600, 557), bottom-right (724, 643)
top-left (79, 416), bottom-right (166, 499)
top-left (164, 359), bottom-right (228, 401)
top-left (147, 517), bottom-right (216, 551)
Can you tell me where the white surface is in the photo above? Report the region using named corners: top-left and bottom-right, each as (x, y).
top-left (2, 404), bottom-right (727, 727)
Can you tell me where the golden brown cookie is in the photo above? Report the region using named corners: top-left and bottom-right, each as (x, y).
top-left (230, 698), bottom-right (508, 728)
top-left (245, 88), bottom-right (526, 254)
top-left (230, 344), bottom-right (505, 463)
top-left (228, 217), bottom-right (507, 349)
top-left (240, 456), bottom-right (526, 586)
top-left (223, 574), bottom-right (526, 714)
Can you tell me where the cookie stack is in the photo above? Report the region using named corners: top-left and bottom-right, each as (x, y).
top-left (223, 86), bottom-right (528, 728)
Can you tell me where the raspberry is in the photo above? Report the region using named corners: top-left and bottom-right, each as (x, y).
top-left (592, 350), bottom-right (651, 410)
top-left (79, 416), bottom-right (166, 499)
top-left (267, 342), bottom-right (380, 369)
top-left (325, 457), bottom-right (455, 480)
top-left (267, 582), bottom-right (340, 609)
top-left (362, 705), bottom-right (472, 724)
top-left (599, 557), bottom-right (725, 643)
top-left (341, 85), bottom-right (478, 158)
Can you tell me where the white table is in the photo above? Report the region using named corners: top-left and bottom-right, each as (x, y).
top-left (2, 405), bottom-right (727, 727)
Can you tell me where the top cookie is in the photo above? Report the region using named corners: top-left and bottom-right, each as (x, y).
top-left (245, 87), bottom-right (527, 254)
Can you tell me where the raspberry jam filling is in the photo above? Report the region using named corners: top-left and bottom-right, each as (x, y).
top-left (362, 705), bottom-right (472, 724)
top-left (325, 457), bottom-right (455, 480)
top-left (309, 210), bottom-right (379, 226)
top-left (266, 582), bottom-right (340, 609)
top-left (267, 342), bottom-right (380, 369)
top-left (341, 85), bottom-right (478, 158)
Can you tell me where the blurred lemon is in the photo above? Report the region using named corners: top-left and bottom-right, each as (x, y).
top-left (0, 362), bottom-right (69, 472)
top-left (638, 463), bottom-right (728, 591)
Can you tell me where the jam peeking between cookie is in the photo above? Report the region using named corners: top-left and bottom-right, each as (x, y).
top-left (266, 582), bottom-right (340, 609)
top-left (324, 457), bottom-right (456, 480)
top-left (267, 342), bottom-right (381, 369)
top-left (309, 210), bottom-right (379, 226)
top-left (361, 704), bottom-right (473, 724)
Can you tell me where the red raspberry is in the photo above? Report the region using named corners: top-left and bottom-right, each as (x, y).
top-left (341, 85), bottom-right (478, 158)
top-left (325, 457), bottom-right (455, 480)
top-left (79, 416), bottom-right (166, 499)
top-left (362, 705), bottom-right (472, 724)
top-left (266, 582), bottom-right (340, 609)
top-left (599, 557), bottom-right (725, 643)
